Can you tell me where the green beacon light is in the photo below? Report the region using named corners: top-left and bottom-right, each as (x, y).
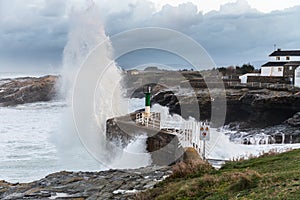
top-left (144, 86), bottom-right (151, 117)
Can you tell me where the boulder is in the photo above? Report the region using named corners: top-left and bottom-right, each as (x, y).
top-left (286, 112), bottom-right (300, 127)
top-left (182, 147), bottom-right (201, 162)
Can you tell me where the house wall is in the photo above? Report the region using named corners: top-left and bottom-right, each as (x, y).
top-left (239, 73), bottom-right (260, 83)
top-left (295, 67), bottom-right (300, 87)
top-left (247, 76), bottom-right (288, 84)
top-left (261, 66), bottom-right (284, 76)
top-left (271, 56), bottom-right (300, 62)
top-left (283, 65), bottom-right (298, 84)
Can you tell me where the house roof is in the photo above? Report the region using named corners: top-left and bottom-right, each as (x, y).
top-left (269, 50), bottom-right (300, 57)
top-left (261, 62), bottom-right (288, 67)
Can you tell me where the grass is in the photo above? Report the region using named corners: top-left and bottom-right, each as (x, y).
top-left (136, 149), bottom-right (300, 200)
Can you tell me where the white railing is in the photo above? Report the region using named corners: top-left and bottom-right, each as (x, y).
top-left (162, 121), bottom-right (210, 160)
top-left (136, 112), bottom-right (211, 159)
top-left (136, 112), bottom-right (161, 130)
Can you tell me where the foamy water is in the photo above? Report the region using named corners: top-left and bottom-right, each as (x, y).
top-left (0, 101), bottom-right (65, 182)
top-left (0, 100), bottom-right (110, 183)
top-left (0, 71), bottom-right (60, 79)
top-left (0, 98), bottom-right (151, 183)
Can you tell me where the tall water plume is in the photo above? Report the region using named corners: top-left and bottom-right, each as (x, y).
top-left (54, 1), bottom-right (151, 169)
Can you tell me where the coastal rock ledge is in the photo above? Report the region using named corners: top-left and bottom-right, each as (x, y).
top-left (0, 75), bottom-right (59, 106)
top-left (0, 166), bottom-right (172, 200)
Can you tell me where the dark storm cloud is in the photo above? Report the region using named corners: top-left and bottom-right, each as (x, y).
top-left (0, 0), bottom-right (300, 69)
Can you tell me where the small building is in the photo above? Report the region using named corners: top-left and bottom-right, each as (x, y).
top-left (261, 49), bottom-right (300, 85)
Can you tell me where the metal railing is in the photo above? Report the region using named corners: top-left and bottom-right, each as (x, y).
top-left (226, 81), bottom-right (300, 91)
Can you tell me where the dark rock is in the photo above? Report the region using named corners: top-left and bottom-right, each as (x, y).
top-left (127, 83), bottom-right (167, 99)
top-left (152, 88), bottom-right (300, 128)
top-left (146, 131), bottom-right (183, 165)
top-left (0, 75), bottom-right (59, 106)
top-left (0, 166), bottom-right (172, 199)
top-left (286, 112), bottom-right (300, 127)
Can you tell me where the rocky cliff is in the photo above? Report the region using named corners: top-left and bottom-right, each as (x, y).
top-left (152, 88), bottom-right (300, 128)
top-left (0, 75), bottom-right (59, 106)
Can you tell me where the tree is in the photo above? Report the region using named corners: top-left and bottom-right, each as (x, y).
top-left (144, 66), bottom-right (158, 71)
top-left (217, 67), bottom-right (227, 76)
top-left (236, 63), bottom-right (255, 74)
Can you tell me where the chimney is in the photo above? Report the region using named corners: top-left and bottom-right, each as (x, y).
top-left (277, 48), bottom-right (281, 51)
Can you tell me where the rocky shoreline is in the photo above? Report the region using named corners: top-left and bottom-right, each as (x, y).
top-left (150, 88), bottom-right (300, 144)
top-left (0, 166), bottom-right (172, 200)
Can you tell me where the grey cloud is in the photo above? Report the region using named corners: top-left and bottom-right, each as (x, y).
top-left (1, 0), bottom-right (300, 70)
top-left (0, 0), bottom-right (68, 69)
top-left (102, 0), bottom-right (300, 67)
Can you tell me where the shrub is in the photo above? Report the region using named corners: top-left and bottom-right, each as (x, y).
top-left (171, 160), bottom-right (213, 178)
top-left (227, 170), bottom-right (262, 192)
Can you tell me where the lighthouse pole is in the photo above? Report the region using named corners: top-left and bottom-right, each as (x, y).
top-left (145, 86), bottom-right (151, 117)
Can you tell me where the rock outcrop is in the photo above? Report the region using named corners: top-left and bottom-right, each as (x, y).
top-left (0, 75), bottom-right (59, 106)
top-left (152, 88), bottom-right (300, 128)
top-left (286, 112), bottom-right (300, 127)
top-left (0, 166), bottom-right (172, 200)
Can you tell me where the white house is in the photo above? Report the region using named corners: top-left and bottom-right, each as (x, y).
top-left (261, 62), bottom-right (286, 77)
top-left (261, 49), bottom-right (300, 85)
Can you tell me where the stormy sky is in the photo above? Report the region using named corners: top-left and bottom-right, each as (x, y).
top-left (0, 0), bottom-right (300, 72)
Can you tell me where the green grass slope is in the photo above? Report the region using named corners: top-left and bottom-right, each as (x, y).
top-left (136, 149), bottom-right (300, 200)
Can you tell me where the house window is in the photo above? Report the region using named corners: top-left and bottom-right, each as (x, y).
top-left (278, 68), bottom-right (282, 72)
top-left (286, 56), bottom-right (290, 60)
top-left (289, 66), bottom-right (293, 70)
top-left (276, 56), bottom-right (280, 60)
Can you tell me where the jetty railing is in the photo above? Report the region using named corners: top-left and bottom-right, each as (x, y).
top-left (135, 113), bottom-right (212, 159)
top-left (161, 120), bottom-right (211, 159)
top-left (135, 112), bottom-right (161, 129)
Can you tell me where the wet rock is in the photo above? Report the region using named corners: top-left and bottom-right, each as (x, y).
top-left (0, 166), bottom-right (172, 200)
top-left (286, 112), bottom-right (300, 127)
top-left (226, 123), bottom-right (300, 145)
top-left (0, 75), bottom-right (59, 106)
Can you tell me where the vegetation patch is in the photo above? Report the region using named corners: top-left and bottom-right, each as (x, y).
top-left (136, 149), bottom-right (300, 199)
